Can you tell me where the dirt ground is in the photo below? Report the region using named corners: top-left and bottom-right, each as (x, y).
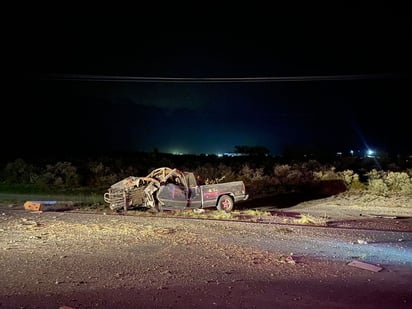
top-left (269, 191), bottom-right (412, 232)
top-left (0, 192), bottom-right (411, 309)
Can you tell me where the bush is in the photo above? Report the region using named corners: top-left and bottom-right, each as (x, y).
top-left (366, 169), bottom-right (412, 195)
top-left (1, 155), bottom-right (411, 199)
top-left (385, 171), bottom-right (412, 193)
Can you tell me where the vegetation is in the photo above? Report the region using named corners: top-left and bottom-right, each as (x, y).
top-left (0, 152), bottom-right (411, 207)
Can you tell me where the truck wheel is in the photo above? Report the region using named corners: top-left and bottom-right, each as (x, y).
top-left (217, 195), bottom-right (234, 213)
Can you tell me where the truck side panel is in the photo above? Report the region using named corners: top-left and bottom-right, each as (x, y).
top-left (200, 181), bottom-right (247, 208)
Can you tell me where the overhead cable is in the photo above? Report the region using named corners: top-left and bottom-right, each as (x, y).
top-left (34, 73), bottom-right (407, 83)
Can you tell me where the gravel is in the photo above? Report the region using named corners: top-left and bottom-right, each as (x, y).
top-left (0, 192), bottom-right (411, 309)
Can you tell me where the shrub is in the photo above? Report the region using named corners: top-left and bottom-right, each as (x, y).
top-left (366, 169), bottom-right (412, 195)
top-left (239, 164), bottom-right (265, 182)
top-left (2, 158), bottom-right (37, 184)
top-left (368, 178), bottom-right (389, 195)
top-left (338, 170), bottom-right (365, 190)
top-left (36, 162), bottom-right (79, 188)
top-left (385, 171), bottom-right (412, 193)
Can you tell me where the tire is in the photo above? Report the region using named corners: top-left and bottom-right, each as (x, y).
top-left (217, 195), bottom-right (234, 213)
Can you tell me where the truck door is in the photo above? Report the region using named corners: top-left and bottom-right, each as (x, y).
top-left (157, 183), bottom-right (188, 209)
top-left (185, 172), bottom-right (202, 208)
top-left (187, 186), bottom-right (202, 208)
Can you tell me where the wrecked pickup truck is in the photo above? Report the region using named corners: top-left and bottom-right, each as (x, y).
top-left (103, 167), bottom-right (248, 213)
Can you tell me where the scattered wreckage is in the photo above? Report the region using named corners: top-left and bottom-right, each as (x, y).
top-left (104, 167), bottom-right (248, 213)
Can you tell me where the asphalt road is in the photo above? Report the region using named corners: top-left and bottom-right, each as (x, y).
top-left (1, 207), bottom-right (411, 308)
top-left (2, 206), bottom-right (412, 266)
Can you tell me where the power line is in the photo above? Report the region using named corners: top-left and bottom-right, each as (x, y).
top-left (35, 73), bottom-right (407, 83)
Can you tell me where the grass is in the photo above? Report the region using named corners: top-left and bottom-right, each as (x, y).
top-left (0, 192), bottom-right (105, 206)
top-left (123, 207), bottom-right (290, 223)
top-left (238, 209), bottom-right (272, 217)
top-left (0, 183), bottom-right (106, 205)
top-left (293, 213), bottom-right (328, 226)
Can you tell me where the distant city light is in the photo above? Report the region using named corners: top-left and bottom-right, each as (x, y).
top-left (366, 149), bottom-right (375, 157)
top-left (170, 149), bottom-right (184, 155)
top-left (224, 152), bottom-right (246, 157)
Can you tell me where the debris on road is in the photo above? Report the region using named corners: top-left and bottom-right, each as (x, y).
top-left (347, 260), bottom-right (383, 272)
top-left (193, 208), bottom-right (205, 214)
top-left (24, 201), bottom-right (75, 212)
top-left (23, 201), bottom-right (43, 211)
top-left (360, 213), bottom-right (399, 219)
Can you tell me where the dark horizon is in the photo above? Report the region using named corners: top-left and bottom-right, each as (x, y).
top-left (5, 8), bottom-right (411, 159)
top-left (6, 73), bottom-right (410, 157)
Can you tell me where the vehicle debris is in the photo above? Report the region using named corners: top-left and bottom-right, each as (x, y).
top-left (104, 167), bottom-right (248, 213)
top-left (347, 260), bottom-right (383, 272)
top-left (24, 201), bottom-right (75, 212)
top-left (360, 213), bottom-right (399, 219)
top-left (24, 201), bottom-right (45, 211)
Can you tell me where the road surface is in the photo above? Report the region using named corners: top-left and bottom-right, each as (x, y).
top-left (0, 206), bottom-right (411, 308)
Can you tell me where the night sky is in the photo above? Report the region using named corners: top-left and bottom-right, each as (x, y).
top-left (5, 6), bottom-right (411, 158)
